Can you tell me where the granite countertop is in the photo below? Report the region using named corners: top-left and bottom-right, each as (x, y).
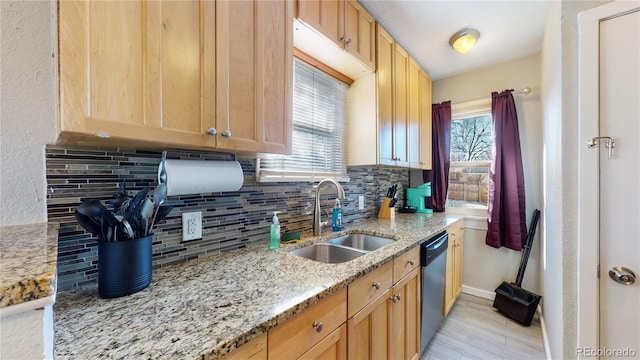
top-left (0, 222), bottom-right (59, 308)
top-left (54, 213), bottom-right (464, 359)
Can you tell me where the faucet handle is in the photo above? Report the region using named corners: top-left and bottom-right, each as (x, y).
top-left (321, 209), bottom-right (331, 228)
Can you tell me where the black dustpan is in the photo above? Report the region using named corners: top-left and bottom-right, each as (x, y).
top-left (493, 209), bottom-right (542, 326)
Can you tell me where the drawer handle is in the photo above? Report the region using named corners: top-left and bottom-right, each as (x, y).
top-left (372, 282), bottom-right (381, 290)
top-left (312, 321), bottom-right (323, 333)
top-left (408, 260), bottom-right (415, 266)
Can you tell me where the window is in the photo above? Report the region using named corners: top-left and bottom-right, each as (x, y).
top-left (257, 59), bottom-right (349, 182)
top-left (447, 100), bottom-right (492, 208)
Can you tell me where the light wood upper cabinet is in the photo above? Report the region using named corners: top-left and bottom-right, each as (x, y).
top-left (59, 0), bottom-right (291, 154)
top-left (343, 1), bottom-right (375, 69)
top-left (408, 58), bottom-right (421, 169)
top-left (216, 0), bottom-right (293, 154)
top-left (419, 70), bottom-right (433, 170)
top-left (392, 43), bottom-right (409, 167)
top-left (376, 24), bottom-right (395, 166)
top-left (296, 0), bottom-right (375, 70)
top-left (444, 220), bottom-right (465, 316)
top-left (59, 0), bottom-right (215, 148)
top-left (297, 0), bottom-right (343, 45)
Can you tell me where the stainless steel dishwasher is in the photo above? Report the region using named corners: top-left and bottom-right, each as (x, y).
top-left (420, 231), bottom-right (448, 354)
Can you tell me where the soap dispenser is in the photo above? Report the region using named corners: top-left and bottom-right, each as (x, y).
top-left (270, 211), bottom-right (281, 249)
top-left (332, 198), bottom-right (342, 231)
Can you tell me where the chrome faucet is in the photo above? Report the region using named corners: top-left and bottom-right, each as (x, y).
top-left (313, 179), bottom-right (345, 236)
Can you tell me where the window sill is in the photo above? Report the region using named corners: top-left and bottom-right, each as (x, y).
top-left (445, 205), bottom-right (488, 218)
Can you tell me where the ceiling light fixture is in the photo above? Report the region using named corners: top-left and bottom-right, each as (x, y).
top-left (449, 28), bottom-right (480, 54)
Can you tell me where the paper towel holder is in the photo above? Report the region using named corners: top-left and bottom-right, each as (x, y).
top-left (158, 151), bottom-right (168, 185)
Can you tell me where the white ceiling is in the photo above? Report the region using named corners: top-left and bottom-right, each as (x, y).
top-left (359, 0), bottom-right (550, 80)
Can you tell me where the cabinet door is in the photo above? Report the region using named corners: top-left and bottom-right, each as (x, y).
top-left (347, 289), bottom-right (391, 359)
top-left (217, 0), bottom-right (292, 153)
top-left (59, 1), bottom-right (214, 147)
top-left (146, 1), bottom-right (215, 145)
top-left (407, 57), bottom-right (421, 169)
top-left (376, 25), bottom-right (395, 166)
top-left (444, 226), bottom-right (456, 316)
top-left (258, 0), bottom-right (293, 154)
top-left (344, 1), bottom-right (375, 70)
top-left (390, 268), bottom-right (421, 360)
top-left (393, 43), bottom-right (409, 167)
top-left (299, 324), bottom-right (347, 360)
top-left (454, 224), bottom-right (464, 298)
top-left (296, 0), bottom-right (343, 47)
top-left (418, 70), bottom-right (433, 170)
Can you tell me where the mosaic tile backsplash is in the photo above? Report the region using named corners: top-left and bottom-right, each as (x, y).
top-left (46, 145), bottom-right (409, 292)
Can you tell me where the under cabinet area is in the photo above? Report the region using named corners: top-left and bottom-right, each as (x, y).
top-left (58, 0), bottom-right (292, 154)
top-left (444, 219), bottom-right (465, 316)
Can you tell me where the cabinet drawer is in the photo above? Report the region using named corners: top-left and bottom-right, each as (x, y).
top-left (221, 333), bottom-right (266, 360)
top-left (348, 261), bottom-right (393, 317)
top-left (393, 245), bottom-right (420, 283)
top-left (268, 288), bottom-right (347, 360)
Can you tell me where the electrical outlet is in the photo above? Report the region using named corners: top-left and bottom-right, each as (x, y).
top-left (182, 211), bottom-right (202, 241)
top-left (358, 195), bottom-right (365, 210)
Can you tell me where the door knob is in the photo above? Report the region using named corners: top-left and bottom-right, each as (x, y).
top-left (609, 266), bottom-right (636, 285)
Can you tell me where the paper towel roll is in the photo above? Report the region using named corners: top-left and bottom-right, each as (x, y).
top-left (158, 160), bottom-right (244, 196)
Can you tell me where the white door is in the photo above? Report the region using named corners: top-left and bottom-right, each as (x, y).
top-left (599, 9), bottom-right (640, 359)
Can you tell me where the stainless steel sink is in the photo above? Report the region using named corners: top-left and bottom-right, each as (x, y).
top-left (289, 243), bottom-right (368, 263)
top-left (326, 234), bottom-right (395, 251)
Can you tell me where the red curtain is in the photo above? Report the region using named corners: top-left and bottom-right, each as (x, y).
top-left (486, 90), bottom-right (527, 250)
top-left (423, 101), bottom-right (451, 212)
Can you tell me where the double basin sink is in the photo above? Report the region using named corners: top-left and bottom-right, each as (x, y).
top-left (290, 233), bottom-right (395, 264)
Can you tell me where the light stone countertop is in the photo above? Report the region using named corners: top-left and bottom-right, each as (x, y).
top-left (0, 222), bottom-right (59, 308)
top-left (54, 213), bottom-right (464, 359)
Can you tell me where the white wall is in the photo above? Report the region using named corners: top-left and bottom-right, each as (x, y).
top-left (0, 2), bottom-right (57, 358)
top-left (432, 54), bottom-right (543, 295)
top-left (0, 0), bottom-right (57, 226)
top-left (540, 1), bottom-right (613, 359)
top-left (0, 306), bottom-right (54, 359)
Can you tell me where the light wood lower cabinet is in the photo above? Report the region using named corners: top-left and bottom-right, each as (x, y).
top-left (390, 268), bottom-right (421, 360)
top-left (299, 324), bottom-right (347, 360)
top-left (346, 249), bottom-right (421, 360)
top-left (444, 220), bottom-right (465, 316)
top-left (221, 333), bottom-right (267, 360)
top-left (347, 288), bottom-right (391, 359)
top-left (268, 288), bottom-right (347, 360)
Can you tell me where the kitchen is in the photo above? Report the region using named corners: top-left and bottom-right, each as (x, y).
top-left (1, 1), bottom-right (638, 360)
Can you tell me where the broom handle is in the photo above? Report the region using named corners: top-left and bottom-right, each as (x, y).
top-left (515, 209), bottom-right (541, 287)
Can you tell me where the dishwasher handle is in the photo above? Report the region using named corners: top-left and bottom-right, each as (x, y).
top-left (427, 236), bottom-right (447, 251)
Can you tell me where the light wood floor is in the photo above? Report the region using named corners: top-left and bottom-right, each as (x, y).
top-left (420, 293), bottom-right (546, 360)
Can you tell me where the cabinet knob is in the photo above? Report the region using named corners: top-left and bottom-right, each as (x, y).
top-left (390, 295), bottom-right (401, 303)
top-left (312, 321), bottom-right (323, 333)
top-left (221, 129), bottom-right (232, 138)
top-left (206, 127), bottom-right (217, 136)
top-left (408, 260), bottom-right (415, 266)
top-left (346, 38), bottom-right (352, 45)
top-left (340, 34), bottom-right (346, 41)
top-left (372, 282), bottom-right (381, 290)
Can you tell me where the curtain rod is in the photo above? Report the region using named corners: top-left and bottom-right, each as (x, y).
top-left (452, 87), bottom-right (531, 106)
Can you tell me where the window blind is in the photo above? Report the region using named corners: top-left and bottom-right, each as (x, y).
top-left (258, 60), bottom-right (349, 182)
